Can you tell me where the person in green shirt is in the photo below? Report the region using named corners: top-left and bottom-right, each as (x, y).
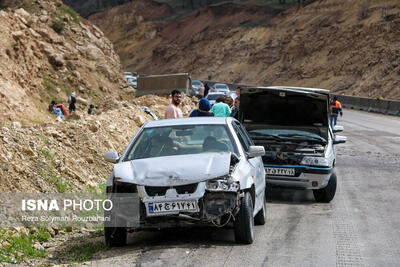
top-left (211, 96), bottom-right (231, 117)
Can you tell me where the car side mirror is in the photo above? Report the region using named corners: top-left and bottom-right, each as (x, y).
top-left (104, 151), bottom-right (119, 163)
top-left (333, 125), bottom-right (344, 133)
top-left (333, 135), bottom-right (347, 145)
top-left (247, 146), bottom-right (265, 158)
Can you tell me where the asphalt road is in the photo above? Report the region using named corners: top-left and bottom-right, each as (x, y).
top-left (89, 109), bottom-right (400, 267)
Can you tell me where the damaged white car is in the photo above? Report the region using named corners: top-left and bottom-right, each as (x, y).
top-left (103, 117), bottom-right (266, 246)
top-left (239, 86), bottom-right (346, 203)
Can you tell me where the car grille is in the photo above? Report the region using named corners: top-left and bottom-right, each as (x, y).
top-left (145, 183), bottom-right (198, 196)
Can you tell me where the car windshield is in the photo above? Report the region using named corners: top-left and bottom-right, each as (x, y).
top-left (207, 94), bottom-right (225, 100)
top-left (125, 125), bottom-right (236, 160)
top-left (192, 80), bottom-right (202, 86)
top-left (216, 84), bottom-right (228, 89)
top-left (128, 77), bottom-right (136, 82)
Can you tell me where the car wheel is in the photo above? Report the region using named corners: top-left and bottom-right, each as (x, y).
top-left (254, 193), bottom-right (266, 225)
top-left (313, 172), bottom-right (337, 203)
top-left (234, 192), bottom-right (254, 244)
top-left (104, 227), bottom-right (127, 247)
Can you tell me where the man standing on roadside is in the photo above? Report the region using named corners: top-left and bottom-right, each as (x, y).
top-left (165, 90), bottom-right (183, 119)
top-left (211, 96), bottom-right (231, 117)
top-left (330, 96), bottom-right (343, 127)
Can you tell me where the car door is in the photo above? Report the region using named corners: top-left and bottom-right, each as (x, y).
top-left (232, 121), bottom-right (265, 214)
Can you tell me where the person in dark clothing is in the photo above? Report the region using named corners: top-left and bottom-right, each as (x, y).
top-left (48, 100), bottom-right (56, 112)
top-left (230, 96), bottom-right (240, 119)
top-left (190, 98), bottom-right (214, 117)
top-left (68, 92), bottom-right (76, 114)
top-left (204, 83), bottom-right (210, 97)
top-left (88, 104), bottom-right (97, 115)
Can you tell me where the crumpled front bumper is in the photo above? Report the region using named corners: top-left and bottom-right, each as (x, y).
top-left (106, 181), bottom-right (239, 229)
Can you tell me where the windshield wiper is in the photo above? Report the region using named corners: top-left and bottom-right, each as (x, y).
top-left (277, 134), bottom-right (326, 144)
top-left (249, 132), bottom-right (283, 140)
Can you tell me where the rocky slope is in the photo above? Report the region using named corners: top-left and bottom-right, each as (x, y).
top-left (0, 0), bottom-right (197, 193)
top-left (88, 0), bottom-right (400, 99)
top-left (0, 0), bottom-right (130, 125)
top-left (0, 95), bottom-right (196, 193)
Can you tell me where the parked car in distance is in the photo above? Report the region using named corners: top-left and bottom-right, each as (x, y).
top-left (212, 83), bottom-right (230, 93)
top-left (192, 80), bottom-right (204, 95)
top-left (206, 92), bottom-right (226, 106)
top-left (127, 77), bottom-right (137, 88)
top-left (104, 117), bottom-right (266, 246)
top-left (124, 72), bottom-right (133, 78)
top-left (239, 86), bottom-right (346, 203)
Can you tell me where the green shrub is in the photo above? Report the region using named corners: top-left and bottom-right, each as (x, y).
top-left (50, 19), bottom-right (65, 34)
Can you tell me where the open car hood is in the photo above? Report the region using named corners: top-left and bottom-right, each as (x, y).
top-left (113, 152), bottom-right (231, 186)
top-left (239, 87), bottom-right (329, 129)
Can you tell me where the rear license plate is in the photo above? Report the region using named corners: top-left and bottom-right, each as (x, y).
top-left (265, 167), bottom-right (295, 176)
top-left (147, 200), bottom-right (198, 214)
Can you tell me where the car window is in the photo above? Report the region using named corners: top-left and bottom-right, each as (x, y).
top-left (232, 122), bottom-right (250, 152)
top-left (125, 125), bottom-right (237, 160)
top-left (207, 94), bottom-right (224, 100)
top-left (237, 123), bottom-right (255, 146)
top-left (192, 81), bottom-right (201, 85)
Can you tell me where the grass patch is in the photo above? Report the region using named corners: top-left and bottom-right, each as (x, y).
top-left (37, 148), bottom-right (70, 193)
top-left (58, 5), bottom-right (80, 24)
top-left (65, 241), bottom-right (107, 262)
top-left (50, 18), bottom-right (65, 34)
top-left (0, 228), bottom-right (49, 263)
top-left (40, 70), bottom-right (70, 104)
top-left (18, 1), bottom-right (41, 14)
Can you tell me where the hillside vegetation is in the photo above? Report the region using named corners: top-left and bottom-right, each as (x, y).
top-left (89, 0), bottom-right (400, 99)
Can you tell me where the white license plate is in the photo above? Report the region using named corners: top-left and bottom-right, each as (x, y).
top-left (265, 167), bottom-right (295, 176)
top-left (147, 200), bottom-right (198, 214)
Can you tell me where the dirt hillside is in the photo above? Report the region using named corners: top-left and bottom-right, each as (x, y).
top-left (0, 0), bottom-right (130, 125)
top-left (0, 95), bottom-right (197, 193)
top-left (89, 0), bottom-right (400, 99)
top-left (0, 0), bottom-right (198, 193)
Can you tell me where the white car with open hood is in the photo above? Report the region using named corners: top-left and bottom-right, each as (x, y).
top-left (103, 117), bottom-right (266, 246)
top-left (239, 86), bottom-right (346, 203)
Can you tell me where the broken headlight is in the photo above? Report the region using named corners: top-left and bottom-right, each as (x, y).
top-left (206, 177), bottom-right (239, 192)
top-left (300, 156), bottom-right (330, 167)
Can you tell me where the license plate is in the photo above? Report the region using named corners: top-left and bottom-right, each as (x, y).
top-left (147, 200), bottom-right (198, 214)
top-left (265, 167), bottom-right (295, 176)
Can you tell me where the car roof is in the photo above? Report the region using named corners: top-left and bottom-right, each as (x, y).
top-left (143, 117), bottom-right (235, 128)
top-left (242, 86), bottom-right (330, 96)
top-left (208, 92), bottom-right (225, 95)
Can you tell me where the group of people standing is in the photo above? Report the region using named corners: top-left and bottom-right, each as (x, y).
top-left (164, 87), bottom-right (240, 119)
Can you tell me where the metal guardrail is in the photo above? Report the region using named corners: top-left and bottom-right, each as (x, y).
top-left (332, 94), bottom-right (400, 116)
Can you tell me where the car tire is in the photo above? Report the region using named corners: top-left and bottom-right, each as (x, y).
top-left (313, 172), bottom-right (337, 203)
top-left (234, 192), bottom-right (254, 244)
top-left (254, 193), bottom-right (266, 225)
top-left (104, 227), bottom-right (127, 247)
